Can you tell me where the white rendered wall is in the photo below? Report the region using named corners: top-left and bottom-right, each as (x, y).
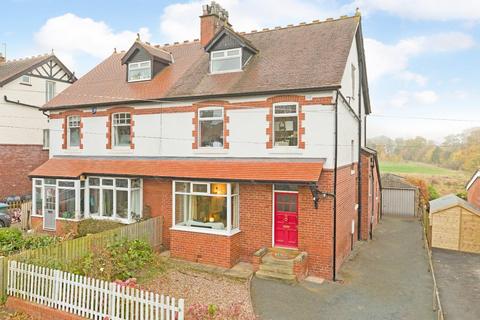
top-left (0, 75), bottom-right (71, 145)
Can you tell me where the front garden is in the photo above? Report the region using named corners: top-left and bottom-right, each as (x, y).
top-left (0, 228), bottom-right (60, 256)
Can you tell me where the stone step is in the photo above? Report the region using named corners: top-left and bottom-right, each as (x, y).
top-left (259, 263), bottom-right (294, 275)
top-left (261, 254), bottom-right (295, 267)
top-left (255, 270), bottom-right (297, 283)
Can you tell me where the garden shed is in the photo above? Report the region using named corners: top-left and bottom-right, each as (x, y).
top-left (430, 194), bottom-right (480, 253)
top-left (381, 174), bottom-right (419, 216)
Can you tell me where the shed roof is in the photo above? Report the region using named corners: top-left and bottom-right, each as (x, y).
top-left (430, 194), bottom-right (480, 215)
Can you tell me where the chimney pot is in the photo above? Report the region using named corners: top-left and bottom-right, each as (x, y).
top-left (200, 1), bottom-right (230, 47)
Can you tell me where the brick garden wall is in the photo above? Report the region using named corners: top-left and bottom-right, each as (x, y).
top-left (0, 144), bottom-right (49, 200)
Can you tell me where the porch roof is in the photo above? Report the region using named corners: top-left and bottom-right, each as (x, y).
top-left (29, 157), bottom-right (324, 183)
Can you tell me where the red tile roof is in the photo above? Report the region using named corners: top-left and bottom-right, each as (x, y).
top-left (43, 16), bottom-right (360, 110)
top-left (29, 158), bottom-right (323, 183)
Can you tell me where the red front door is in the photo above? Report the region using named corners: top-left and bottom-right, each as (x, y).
top-left (274, 192), bottom-right (298, 248)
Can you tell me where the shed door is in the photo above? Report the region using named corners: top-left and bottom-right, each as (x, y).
top-left (382, 188), bottom-right (415, 216)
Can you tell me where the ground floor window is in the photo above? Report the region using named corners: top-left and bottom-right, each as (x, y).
top-left (87, 177), bottom-right (142, 222)
top-left (173, 181), bottom-right (239, 234)
top-left (32, 177), bottom-right (143, 223)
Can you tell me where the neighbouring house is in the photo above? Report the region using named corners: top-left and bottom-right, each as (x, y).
top-left (381, 173), bottom-right (419, 217)
top-left (29, 3), bottom-right (380, 280)
top-left (430, 194), bottom-right (480, 254)
top-left (466, 169), bottom-right (480, 208)
top-left (0, 53), bottom-right (76, 199)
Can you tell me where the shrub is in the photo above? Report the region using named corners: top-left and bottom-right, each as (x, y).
top-left (428, 185), bottom-right (440, 200)
top-left (77, 219), bottom-right (123, 237)
top-left (23, 235), bottom-right (60, 250)
top-left (0, 228), bottom-right (24, 255)
top-left (72, 238), bottom-right (153, 281)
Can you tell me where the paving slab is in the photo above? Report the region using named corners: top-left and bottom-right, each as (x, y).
top-left (251, 217), bottom-right (436, 320)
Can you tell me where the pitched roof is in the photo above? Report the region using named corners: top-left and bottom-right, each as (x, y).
top-left (466, 169), bottom-right (480, 190)
top-left (0, 54), bottom-right (50, 86)
top-left (381, 173), bottom-right (418, 190)
top-left (43, 16), bottom-right (360, 110)
top-left (430, 194), bottom-right (480, 215)
top-left (0, 53), bottom-right (77, 87)
top-left (121, 40), bottom-right (173, 65)
top-left (29, 157), bottom-right (324, 183)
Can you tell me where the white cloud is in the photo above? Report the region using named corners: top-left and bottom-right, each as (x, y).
top-left (159, 0), bottom-right (342, 43)
top-left (351, 0), bottom-right (480, 21)
top-left (365, 32), bottom-right (474, 83)
top-left (35, 13), bottom-right (151, 73)
top-left (389, 90), bottom-right (439, 108)
top-left (414, 90), bottom-right (438, 104)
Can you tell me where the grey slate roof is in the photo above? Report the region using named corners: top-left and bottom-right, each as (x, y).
top-left (430, 194), bottom-right (480, 215)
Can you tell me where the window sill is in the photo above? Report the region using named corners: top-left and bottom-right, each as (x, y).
top-left (31, 214), bottom-right (43, 218)
top-left (64, 148), bottom-right (82, 154)
top-left (171, 226), bottom-right (241, 237)
top-left (193, 148), bottom-right (229, 154)
top-left (268, 147), bottom-right (303, 155)
top-left (109, 148), bottom-right (134, 155)
top-left (57, 217), bottom-right (82, 222)
top-left (87, 215), bottom-right (136, 224)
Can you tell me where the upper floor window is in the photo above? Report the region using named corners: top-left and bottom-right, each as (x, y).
top-left (46, 81), bottom-right (56, 102)
top-left (67, 116), bottom-right (81, 148)
top-left (128, 61), bottom-right (151, 82)
top-left (42, 129), bottom-right (50, 150)
top-left (198, 107), bottom-right (223, 148)
top-left (273, 103), bottom-right (298, 147)
top-left (112, 113), bottom-right (131, 147)
top-left (21, 75), bottom-right (31, 84)
top-left (210, 48), bottom-right (242, 74)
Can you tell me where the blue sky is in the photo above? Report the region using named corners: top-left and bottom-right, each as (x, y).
top-left (2, 0), bottom-right (479, 141)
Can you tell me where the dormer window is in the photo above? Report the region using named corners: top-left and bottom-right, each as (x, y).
top-left (210, 48), bottom-right (242, 74)
top-left (128, 61), bottom-right (151, 82)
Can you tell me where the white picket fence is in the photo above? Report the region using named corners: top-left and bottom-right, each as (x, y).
top-left (7, 261), bottom-right (184, 320)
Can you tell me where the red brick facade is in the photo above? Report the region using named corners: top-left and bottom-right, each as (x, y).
top-left (467, 175), bottom-right (480, 209)
top-left (141, 164), bottom-right (359, 280)
top-left (0, 144), bottom-right (49, 200)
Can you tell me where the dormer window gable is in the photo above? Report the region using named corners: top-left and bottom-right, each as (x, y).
top-left (205, 27), bottom-right (258, 74)
top-left (121, 40), bottom-right (173, 83)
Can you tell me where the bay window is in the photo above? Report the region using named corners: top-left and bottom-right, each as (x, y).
top-left (199, 107), bottom-right (224, 148)
top-left (67, 116), bottom-right (81, 148)
top-left (32, 177), bottom-right (142, 224)
top-left (273, 103), bottom-right (299, 147)
top-left (173, 181), bottom-right (240, 234)
top-left (112, 113), bottom-right (131, 147)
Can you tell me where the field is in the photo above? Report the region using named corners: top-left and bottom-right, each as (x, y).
top-left (379, 161), bottom-right (469, 196)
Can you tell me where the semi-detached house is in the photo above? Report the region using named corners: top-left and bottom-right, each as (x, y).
top-left (30, 2), bottom-right (381, 280)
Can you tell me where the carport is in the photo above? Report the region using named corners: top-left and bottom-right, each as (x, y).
top-left (381, 174), bottom-right (419, 217)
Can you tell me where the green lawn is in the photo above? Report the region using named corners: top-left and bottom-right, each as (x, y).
top-left (379, 161), bottom-right (469, 196)
top-left (379, 161), bottom-right (459, 175)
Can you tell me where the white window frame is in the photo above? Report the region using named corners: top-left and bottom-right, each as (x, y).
top-left (42, 129), bottom-right (50, 150)
top-left (32, 177), bottom-right (142, 224)
top-left (128, 60), bottom-right (151, 82)
top-left (272, 102), bottom-right (299, 148)
top-left (67, 115), bottom-right (81, 148)
top-left (112, 112), bottom-right (132, 148)
top-left (210, 48), bottom-right (242, 74)
top-left (198, 107), bottom-right (224, 149)
top-left (21, 75), bottom-right (31, 84)
top-left (172, 180), bottom-right (240, 236)
top-left (85, 176), bottom-right (143, 223)
top-left (46, 81), bottom-right (56, 102)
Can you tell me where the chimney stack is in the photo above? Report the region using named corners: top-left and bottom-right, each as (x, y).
top-left (0, 53), bottom-right (5, 63)
top-left (200, 1), bottom-right (230, 47)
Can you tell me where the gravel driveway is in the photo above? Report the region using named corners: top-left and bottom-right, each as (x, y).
top-left (432, 248), bottom-right (480, 320)
top-left (251, 217), bottom-right (435, 320)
